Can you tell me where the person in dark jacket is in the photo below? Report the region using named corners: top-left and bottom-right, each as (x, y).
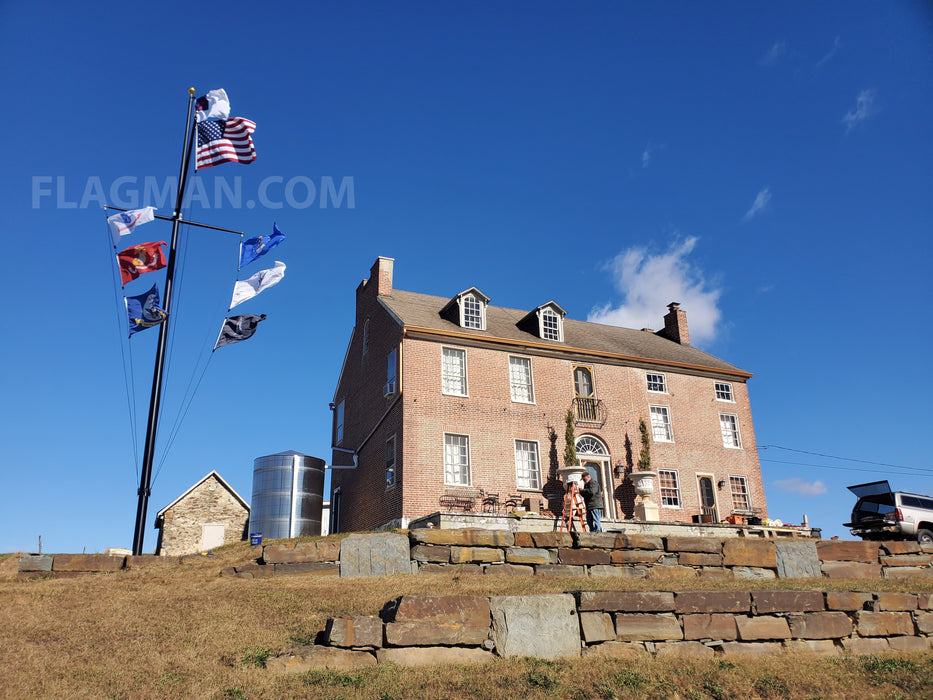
top-left (580, 472), bottom-right (603, 532)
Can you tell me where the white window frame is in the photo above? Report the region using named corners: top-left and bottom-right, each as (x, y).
top-left (646, 372), bottom-right (667, 393)
top-left (514, 439), bottom-right (542, 491)
top-left (649, 404), bottom-right (673, 443)
top-left (508, 355), bottom-right (535, 404)
top-left (385, 435), bottom-right (397, 488)
top-left (441, 346), bottom-right (468, 397)
top-left (715, 382), bottom-right (734, 402)
top-left (444, 433), bottom-right (472, 486)
top-left (657, 469), bottom-right (681, 508)
top-left (729, 475), bottom-right (751, 512)
top-left (539, 307), bottom-right (562, 341)
top-left (335, 399), bottom-right (345, 446)
top-left (460, 294), bottom-right (486, 330)
top-left (719, 413), bottom-right (742, 449)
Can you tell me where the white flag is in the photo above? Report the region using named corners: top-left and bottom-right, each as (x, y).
top-left (108, 207), bottom-right (156, 246)
top-left (230, 261), bottom-right (286, 309)
top-left (196, 88), bottom-right (230, 122)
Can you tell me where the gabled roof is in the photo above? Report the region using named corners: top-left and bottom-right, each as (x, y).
top-left (379, 289), bottom-right (750, 378)
top-left (155, 470), bottom-right (250, 522)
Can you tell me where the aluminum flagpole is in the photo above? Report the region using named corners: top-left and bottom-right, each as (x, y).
top-left (132, 88), bottom-right (198, 555)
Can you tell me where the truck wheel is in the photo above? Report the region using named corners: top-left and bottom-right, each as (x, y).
top-left (918, 529), bottom-right (933, 544)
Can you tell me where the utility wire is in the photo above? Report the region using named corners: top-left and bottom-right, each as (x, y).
top-left (760, 444), bottom-right (925, 472)
top-left (761, 458), bottom-right (933, 476)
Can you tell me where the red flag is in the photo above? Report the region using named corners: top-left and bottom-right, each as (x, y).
top-left (117, 241), bottom-right (167, 285)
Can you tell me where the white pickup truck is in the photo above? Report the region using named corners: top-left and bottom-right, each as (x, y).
top-left (844, 480), bottom-right (933, 543)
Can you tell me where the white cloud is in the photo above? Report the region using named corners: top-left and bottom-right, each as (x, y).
top-left (641, 145), bottom-right (653, 168)
top-left (759, 41), bottom-right (786, 66)
top-left (743, 186), bottom-right (771, 222)
top-left (641, 142), bottom-right (664, 168)
top-left (587, 237), bottom-right (722, 346)
top-left (842, 89), bottom-right (877, 132)
top-left (815, 36), bottom-right (842, 68)
top-left (773, 478), bottom-right (827, 497)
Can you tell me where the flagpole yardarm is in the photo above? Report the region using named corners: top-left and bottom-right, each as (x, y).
top-left (104, 206), bottom-right (244, 237)
top-left (131, 89), bottom-right (197, 556)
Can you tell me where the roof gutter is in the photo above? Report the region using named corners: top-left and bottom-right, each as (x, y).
top-left (402, 326), bottom-right (753, 380)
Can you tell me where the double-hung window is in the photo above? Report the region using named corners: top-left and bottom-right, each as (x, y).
top-left (646, 373), bottom-right (667, 393)
top-left (441, 347), bottom-right (467, 396)
top-left (514, 440), bottom-right (541, 490)
top-left (715, 382), bottom-right (733, 401)
top-left (658, 469), bottom-right (681, 507)
top-left (719, 413), bottom-right (742, 448)
top-left (509, 356), bottom-right (534, 403)
top-left (649, 405), bottom-right (673, 442)
top-left (730, 476), bottom-right (751, 511)
top-left (444, 434), bottom-right (471, 486)
top-left (385, 436), bottom-right (396, 487)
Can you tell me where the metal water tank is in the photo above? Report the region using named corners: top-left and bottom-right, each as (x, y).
top-left (249, 451), bottom-right (325, 539)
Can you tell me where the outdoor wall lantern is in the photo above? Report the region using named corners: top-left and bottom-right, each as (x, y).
top-left (718, 479), bottom-right (727, 490)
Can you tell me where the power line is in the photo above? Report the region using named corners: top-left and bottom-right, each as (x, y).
top-left (760, 444), bottom-right (926, 472)
top-left (761, 458), bottom-right (933, 476)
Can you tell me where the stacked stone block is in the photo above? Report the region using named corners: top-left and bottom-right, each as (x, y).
top-left (268, 588), bottom-right (933, 671)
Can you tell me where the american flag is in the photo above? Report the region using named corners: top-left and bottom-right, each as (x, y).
top-left (196, 117), bottom-right (257, 169)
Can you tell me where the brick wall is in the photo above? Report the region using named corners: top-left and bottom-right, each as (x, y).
top-left (332, 261), bottom-right (765, 534)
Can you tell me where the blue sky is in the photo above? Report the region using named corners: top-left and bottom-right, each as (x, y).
top-left (1, 2), bottom-right (931, 553)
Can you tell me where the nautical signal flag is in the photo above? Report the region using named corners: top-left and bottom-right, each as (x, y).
top-left (230, 261), bottom-right (286, 310)
top-left (239, 223), bottom-right (285, 269)
top-left (195, 88), bottom-right (256, 169)
top-left (126, 283), bottom-right (168, 337)
top-left (214, 314), bottom-right (266, 350)
top-left (116, 241), bottom-right (167, 285)
top-left (108, 206), bottom-right (156, 246)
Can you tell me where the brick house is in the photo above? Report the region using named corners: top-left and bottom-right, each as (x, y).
top-left (154, 471), bottom-right (250, 555)
top-left (329, 257), bottom-right (767, 533)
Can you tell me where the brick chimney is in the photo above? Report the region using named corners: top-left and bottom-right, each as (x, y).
top-left (371, 256), bottom-right (394, 296)
top-left (657, 302), bottom-right (690, 345)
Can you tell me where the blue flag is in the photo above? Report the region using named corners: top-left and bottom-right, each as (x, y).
top-left (239, 223), bottom-right (285, 269)
top-left (126, 283), bottom-right (167, 337)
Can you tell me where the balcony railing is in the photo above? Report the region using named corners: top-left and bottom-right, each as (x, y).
top-left (573, 397), bottom-right (606, 427)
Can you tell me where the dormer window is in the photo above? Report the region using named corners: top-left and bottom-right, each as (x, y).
top-left (462, 294), bottom-right (484, 329)
top-left (441, 288), bottom-right (490, 330)
top-left (518, 301), bottom-right (567, 341)
top-left (541, 308), bottom-right (561, 340)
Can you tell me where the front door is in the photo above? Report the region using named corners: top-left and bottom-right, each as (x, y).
top-left (698, 476), bottom-right (717, 521)
top-left (583, 460), bottom-right (609, 516)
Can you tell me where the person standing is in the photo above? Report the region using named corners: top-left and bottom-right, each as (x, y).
top-left (581, 472), bottom-right (603, 533)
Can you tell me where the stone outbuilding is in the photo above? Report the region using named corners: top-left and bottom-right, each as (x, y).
top-left (154, 471), bottom-right (250, 555)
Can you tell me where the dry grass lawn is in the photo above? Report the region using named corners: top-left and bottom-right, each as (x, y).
top-left (3, 538), bottom-right (933, 699)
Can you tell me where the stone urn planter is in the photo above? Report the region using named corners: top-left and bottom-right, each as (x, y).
top-left (631, 471), bottom-right (659, 521)
top-left (631, 471), bottom-right (657, 497)
top-left (557, 465), bottom-right (586, 486)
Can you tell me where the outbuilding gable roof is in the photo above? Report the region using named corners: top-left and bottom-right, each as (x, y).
top-left (155, 470), bottom-right (250, 522)
top-left (379, 289), bottom-right (750, 378)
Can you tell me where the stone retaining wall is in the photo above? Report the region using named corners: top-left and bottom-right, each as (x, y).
top-left (19, 530), bottom-right (933, 581)
top-left (268, 589), bottom-right (933, 671)
top-left (216, 530), bottom-right (933, 581)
